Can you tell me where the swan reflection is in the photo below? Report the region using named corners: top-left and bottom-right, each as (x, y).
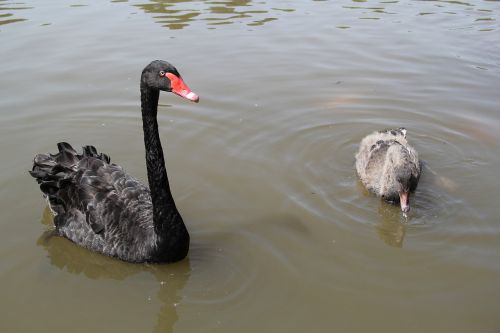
top-left (37, 207), bottom-right (191, 333)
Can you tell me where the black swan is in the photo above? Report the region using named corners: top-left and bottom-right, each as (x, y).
top-left (29, 60), bottom-right (199, 263)
top-left (355, 128), bottom-right (421, 212)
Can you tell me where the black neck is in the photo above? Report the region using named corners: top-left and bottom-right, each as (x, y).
top-left (140, 84), bottom-right (189, 260)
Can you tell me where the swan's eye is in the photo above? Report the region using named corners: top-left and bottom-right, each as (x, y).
top-left (159, 71), bottom-right (165, 76)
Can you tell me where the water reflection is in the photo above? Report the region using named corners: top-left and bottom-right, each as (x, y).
top-left (37, 207), bottom-right (190, 333)
top-left (1, 0), bottom-right (497, 32)
top-left (376, 203), bottom-right (407, 248)
top-left (133, 0), bottom-right (292, 29)
top-left (338, 0), bottom-right (498, 31)
top-left (0, 1), bottom-right (31, 27)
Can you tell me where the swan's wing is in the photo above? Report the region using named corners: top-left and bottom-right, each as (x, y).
top-left (30, 143), bottom-right (155, 259)
top-left (73, 159), bottom-right (152, 234)
top-left (364, 140), bottom-right (392, 175)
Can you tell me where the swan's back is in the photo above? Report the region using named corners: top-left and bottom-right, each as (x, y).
top-left (355, 128), bottom-right (420, 197)
top-left (30, 143), bottom-right (158, 262)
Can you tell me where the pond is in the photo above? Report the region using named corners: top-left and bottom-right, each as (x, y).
top-left (1, 0), bottom-right (500, 332)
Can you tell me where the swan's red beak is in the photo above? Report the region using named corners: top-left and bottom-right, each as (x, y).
top-left (399, 191), bottom-right (410, 213)
top-left (165, 73), bottom-right (199, 103)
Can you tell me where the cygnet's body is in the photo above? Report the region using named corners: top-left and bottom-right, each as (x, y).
top-left (355, 128), bottom-right (421, 212)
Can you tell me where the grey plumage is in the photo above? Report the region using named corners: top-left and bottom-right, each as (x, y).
top-left (355, 128), bottom-right (421, 212)
top-left (30, 60), bottom-right (197, 263)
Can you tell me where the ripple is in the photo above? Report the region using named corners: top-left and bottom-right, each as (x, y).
top-left (270, 105), bottom-right (485, 250)
top-left (0, 2), bottom-right (31, 27)
top-left (182, 229), bottom-right (259, 306)
top-left (133, 0), bottom-right (291, 29)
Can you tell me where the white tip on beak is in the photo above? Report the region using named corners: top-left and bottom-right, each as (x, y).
top-left (399, 191), bottom-right (410, 213)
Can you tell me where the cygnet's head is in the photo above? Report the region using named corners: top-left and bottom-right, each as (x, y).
top-left (394, 166), bottom-right (413, 213)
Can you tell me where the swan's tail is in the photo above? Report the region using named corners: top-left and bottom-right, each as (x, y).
top-left (29, 142), bottom-right (110, 215)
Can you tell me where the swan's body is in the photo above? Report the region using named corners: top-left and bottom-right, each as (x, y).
top-left (355, 128), bottom-right (421, 212)
top-left (30, 60), bottom-right (199, 263)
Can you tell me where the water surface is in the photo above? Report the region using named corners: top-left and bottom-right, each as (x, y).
top-left (1, 0), bottom-right (500, 332)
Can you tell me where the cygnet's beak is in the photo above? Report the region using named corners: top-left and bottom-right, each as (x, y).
top-left (399, 191), bottom-right (410, 213)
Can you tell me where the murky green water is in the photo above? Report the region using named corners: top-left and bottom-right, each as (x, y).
top-left (1, 0), bottom-right (500, 332)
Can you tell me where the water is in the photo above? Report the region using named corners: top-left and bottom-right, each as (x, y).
top-left (1, 0), bottom-right (500, 332)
